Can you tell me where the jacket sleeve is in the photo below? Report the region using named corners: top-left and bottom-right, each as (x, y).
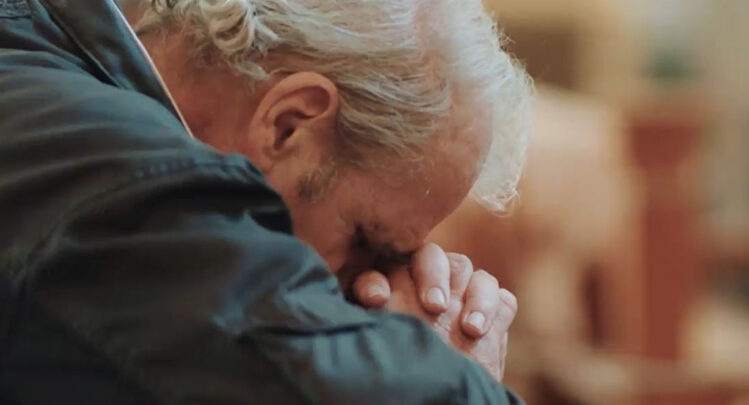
top-left (0, 54), bottom-right (523, 405)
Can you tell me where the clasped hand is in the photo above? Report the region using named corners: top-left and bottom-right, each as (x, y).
top-left (350, 243), bottom-right (517, 381)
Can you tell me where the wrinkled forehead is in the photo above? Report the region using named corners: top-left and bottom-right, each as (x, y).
top-left (356, 99), bottom-right (493, 256)
top-left (397, 102), bottom-right (492, 229)
top-left (429, 99), bottom-right (493, 190)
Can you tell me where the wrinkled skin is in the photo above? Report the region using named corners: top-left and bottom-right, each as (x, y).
top-left (353, 245), bottom-right (517, 380)
top-left (136, 30), bottom-right (519, 380)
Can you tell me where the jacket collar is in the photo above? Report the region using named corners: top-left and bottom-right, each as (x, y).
top-left (40, 0), bottom-right (181, 121)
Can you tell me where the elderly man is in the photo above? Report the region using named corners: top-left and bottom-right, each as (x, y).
top-left (0, 0), bottom-right (532, 404)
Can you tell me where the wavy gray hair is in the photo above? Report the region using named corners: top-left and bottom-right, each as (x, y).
top-left (133, 0), bottom-right (533, 210)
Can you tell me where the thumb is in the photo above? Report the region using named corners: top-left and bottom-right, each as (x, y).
top-left (352, 270), bottom-right (391, 308)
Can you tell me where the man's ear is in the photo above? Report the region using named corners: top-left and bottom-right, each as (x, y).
top-left (248, 72), bottom-right (339, 170)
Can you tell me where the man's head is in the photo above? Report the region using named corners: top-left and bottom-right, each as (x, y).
top-left (130, 0), bottom-right (533, 273)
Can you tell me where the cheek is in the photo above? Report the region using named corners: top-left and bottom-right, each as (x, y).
top-left (262, 169), bottom-right (352, 271)
top-left (287, 202), bottom-right (352, 272)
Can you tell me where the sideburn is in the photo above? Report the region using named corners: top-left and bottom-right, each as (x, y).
top-left (296, 160), bottom-right (341, 203)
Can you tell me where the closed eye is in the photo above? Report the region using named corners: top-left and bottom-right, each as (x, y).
top-left (373, 250), bottom-right (412, 270)
top-left (348, 224), bottom-right (377, 269)
top-left (353, 225), bottom-right (369, 251)
top-left (351, 224), bottom-right (415, 271)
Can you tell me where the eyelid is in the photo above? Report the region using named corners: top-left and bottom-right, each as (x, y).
top-left (353, 225), bottom-right (368, 249)
top-left (373, 251), bottom-right (412, 270)
top-left (352, 225), bottom-right (413, 269)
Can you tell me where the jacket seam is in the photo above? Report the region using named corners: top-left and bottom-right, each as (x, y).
top-left (0, 0), bottom-right (30, 13)
top-left (14, 161), bottom-right (265, 404)
top-left (14, 160), bottom-right (258, 283)
top-left (37, 0), bottom-right (120, 86)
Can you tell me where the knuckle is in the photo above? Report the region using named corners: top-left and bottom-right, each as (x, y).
top-left (474, 269), bottom-right (499, 288)
top-left (447, 253), bottom-right (472, 275)
top-left (448, 253), bottom-right (471, 267)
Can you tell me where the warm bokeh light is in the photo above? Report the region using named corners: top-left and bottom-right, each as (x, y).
top-left (431, 1), bottom-right (749, 403)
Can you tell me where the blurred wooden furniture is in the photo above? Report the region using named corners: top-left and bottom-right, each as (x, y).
top-left (627, 98), bottom-right (707, 360)
top-left (528, 340), bottom-right (749, 405)
top-left (431, 86), bottom-right (644, 353)
top-left (430, 87), bottom-right (748, 405)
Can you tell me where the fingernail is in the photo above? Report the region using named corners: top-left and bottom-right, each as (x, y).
top-left (425, 287), bottom-right (446, 308)
top-left (466, 312), bottom-right (486, 331)
top-left (366, 285), bottom-right (386, 300)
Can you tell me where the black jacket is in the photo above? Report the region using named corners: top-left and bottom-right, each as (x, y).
top-left (0, 0), bottom-right (523, 404)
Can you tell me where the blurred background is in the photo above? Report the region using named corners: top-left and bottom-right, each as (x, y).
top-left (430, 1), bottom-right (749, 404)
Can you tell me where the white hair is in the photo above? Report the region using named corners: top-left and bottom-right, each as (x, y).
top-left (134, 0), bottom-right (533, 210)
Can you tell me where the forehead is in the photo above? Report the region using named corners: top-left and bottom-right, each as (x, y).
top-left (356, 105), bottom-right (492, 255)
top-left (415, 100), bottom-right (492, 202)
top-left (443, 96), bottom-right (494, 174)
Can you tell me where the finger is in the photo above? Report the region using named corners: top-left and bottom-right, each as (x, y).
top-left (495, 288), bottom-right (518, 337)
top-left (412, 243), bottom-right (450, 314)
top-left (500, 332), bottom-right (509, 359)
top-left (446, 253), bottom-right (473, 297)
top-left (352, 270), bottom-right (391, 308)
top-left (499, 332), bottom-right (509, 382)
top-left (460, 270), bottom-right (501, 338)
top-left (383, 267), bottom-right (419, 313)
